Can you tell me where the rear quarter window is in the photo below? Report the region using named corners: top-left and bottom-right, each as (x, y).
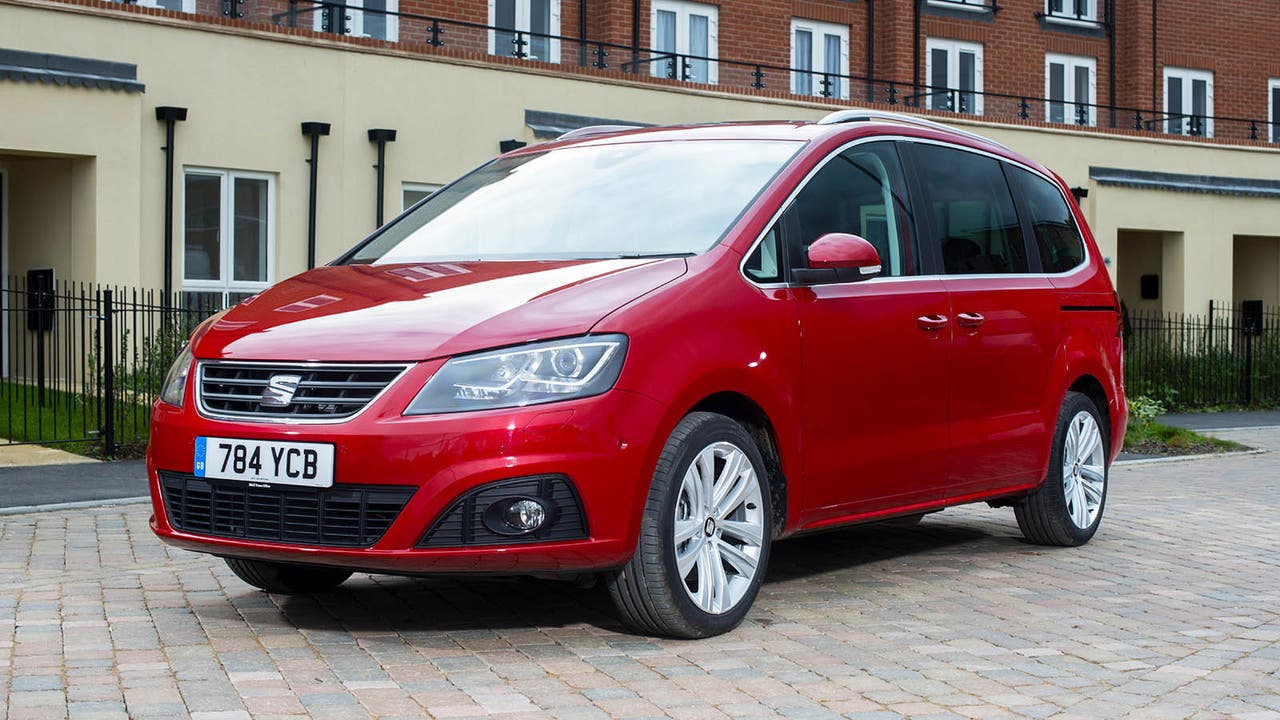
top-left (1008, 166), bottom-right (1087, 274)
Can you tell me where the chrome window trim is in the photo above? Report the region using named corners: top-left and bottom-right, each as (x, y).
top-left (195, 360), bottom-right (411, 425)
top-left (738, 132), bottom-right (1091, 289)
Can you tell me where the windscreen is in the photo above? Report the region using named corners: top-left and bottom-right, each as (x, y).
top-left (344, 140), bottom-right (802, 264)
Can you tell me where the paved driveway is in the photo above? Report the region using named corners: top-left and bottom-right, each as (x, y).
top-left (1, 431), bottom-right (1278, 719)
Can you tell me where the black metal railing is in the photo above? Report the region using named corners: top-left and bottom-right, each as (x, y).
top-left (99, 0), bottom-right (1278, 143)
top-left (1124, 301), bottom-right (1280, 411)
top-left (0, 276), bottom-right (219, 456)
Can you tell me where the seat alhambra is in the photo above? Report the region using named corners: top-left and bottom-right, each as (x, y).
top-left (150, 111), bottom-right (1126, 638)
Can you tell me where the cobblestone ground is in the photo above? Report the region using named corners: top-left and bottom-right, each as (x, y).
top-left (2, 430), bottom-right (1278, 720)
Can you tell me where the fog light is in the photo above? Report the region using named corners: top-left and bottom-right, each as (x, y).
top-left (503, 498), bottom-right (547, 532)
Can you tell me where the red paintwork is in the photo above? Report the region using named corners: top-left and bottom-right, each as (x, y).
top-left (150, 119), bottom-right (1126, 574)
top-left (806, 233), bottom-right (882, 270)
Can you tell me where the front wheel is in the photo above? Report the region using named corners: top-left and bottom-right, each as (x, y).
top-left (608, 412), bottom-right (772, 638)
top-left (1015, 391), bottom-right (1109, 546)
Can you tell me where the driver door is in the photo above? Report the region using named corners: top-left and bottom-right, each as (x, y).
top-left (791, 141), bottom-right (952, 525)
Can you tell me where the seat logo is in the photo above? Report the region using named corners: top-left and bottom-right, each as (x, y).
top-left (260, 374), bottom-right (303, 407)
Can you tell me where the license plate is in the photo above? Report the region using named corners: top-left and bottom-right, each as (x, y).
top-left (195, 437), bottom-right (335, 488)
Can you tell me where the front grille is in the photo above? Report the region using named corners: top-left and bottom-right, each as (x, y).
top-left (198, 362), bottom-right (406, 420)
top-left (160, 472), bottom-right (415, 548)
top-left (418, 475), bottom-right (588, 548)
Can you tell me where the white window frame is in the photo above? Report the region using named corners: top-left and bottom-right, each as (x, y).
top-left (650, 0), bottom-right (719, 84)
top-left (402, 182), bottom-right (441, 211)
top-left (926, 0), bottom-right (989, 12)
top-left (488, 0), bottom-right (561, 63)
top-left (790, 18), bottom-right (850, 100)
top-left (925, 38), bottom-right (984, 116)
top-left (181, 168), bottom-right (276, 305)
top-left (313, 0), bottom-right (400, 41)
top-left (1163, 67), bottom-right (1214, 138)
top-left (1043, 0), bottom-right (1097, 25)
top-left (1269, 78), bottom-right (1280, 143)
top-left (1044, 53), bottom-right (1097, 126)
top-left (133, 0), bottom-right (197, 13)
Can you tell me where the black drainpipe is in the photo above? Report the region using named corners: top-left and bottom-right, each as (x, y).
top-left (912, 0), bottom-right (921, 98)
top-left (866, 0), bottom-right (875, 103)
top-left (155, 106), bottom-right (188, 303)
top-left (367, 128), bottom-right (397, 228)
top-left (1107, 0), bottom-right (1116, 127)
top-left (1151, 0), bottom-right (1158, 111)
top-left (631, 0), bottom-right (640, 73)
top-left (578, 0), bottom-right (587, 66)
top-left (301, 122), bottom-right (331, 269)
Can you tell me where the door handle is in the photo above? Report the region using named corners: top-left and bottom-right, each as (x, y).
top-left (956, 312), bottom-right (986, 328)
top-left (917, 315), bottom-right (949, 332)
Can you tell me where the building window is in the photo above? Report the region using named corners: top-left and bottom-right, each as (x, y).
top-left (314, 0), bottom-right (399, 41)
top-left (650, 0), bottom-right (718, 84)
top-left (925, 39), bottom-right (983, 115)
top-left (926, 0), bottom-right (990, 11)
top-left (1164, 67), bottom-right (1214, 137)
top-left (131, 0), bottom-right (196, 12)
top-left (791, 19), bottom-right (849, 99)
top-left (403, 183), bottom-right (441, 210)
top-left (1270, 78), bottom-right (1280, 143)
top-left (182, 169), bottom-right (275, 309)
top-left (1045, 54), bottom-right (1096, 126)
top-left (490, 0), bottom-right (561, 62)
top-left (1044, 0), bottom-right (1097, 23)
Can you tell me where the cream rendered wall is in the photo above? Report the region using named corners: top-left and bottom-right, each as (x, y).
top-left (1233, 236), bottom-right (1280, 306)
top-left (2, 0), bottom-right (1279, 309)
top-left (1115, 231), bottom-right (1164, 314)
top-left (0, 73), bottom-right (140, 283)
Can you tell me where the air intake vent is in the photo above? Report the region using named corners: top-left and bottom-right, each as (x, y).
top-left (159, 472), bottom-right (414, 548)
top-left (197, 362), bottom-right (406, 421)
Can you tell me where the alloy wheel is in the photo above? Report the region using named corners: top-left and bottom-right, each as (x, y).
top-left (672, 441), bottom-right (766, 614)
top-left (1061, 410), bottom-right (1106, 529)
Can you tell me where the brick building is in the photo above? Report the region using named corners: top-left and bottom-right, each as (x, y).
top-left (0, 0), bottom-right (1278, 320)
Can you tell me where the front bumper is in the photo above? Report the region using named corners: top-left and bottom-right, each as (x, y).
top-left (148, 372), bottom-right (668, 575)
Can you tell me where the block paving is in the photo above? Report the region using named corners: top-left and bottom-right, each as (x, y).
top-left (2, 429), bottom-right (1278, 719)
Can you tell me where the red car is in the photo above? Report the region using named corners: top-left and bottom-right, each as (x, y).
top-left (150, 111), bottom-right (1126, 638)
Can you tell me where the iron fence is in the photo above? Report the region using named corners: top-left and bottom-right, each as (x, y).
top-left (1124, 301), bottom-right (1280, 411)
top-left (249, 0), bottom-right (1276, 144)
top-left (0, 276), bottom-right (219, 456)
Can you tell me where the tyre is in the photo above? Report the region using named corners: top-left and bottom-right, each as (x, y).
top-left (608, 412), bottom-right (772, 638)
top-left (224, 557), bottom-right (352, 594)
top-left (1015, 391), bottom-right (1108, 546)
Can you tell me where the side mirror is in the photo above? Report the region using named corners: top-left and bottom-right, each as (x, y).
top-left (792, 233), bottom-right (882, 285)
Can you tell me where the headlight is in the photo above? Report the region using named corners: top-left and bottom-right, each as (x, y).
top-left (404, 335), bottom-right (627, 415)
top-left (159, 344), bottom-right (195, 407)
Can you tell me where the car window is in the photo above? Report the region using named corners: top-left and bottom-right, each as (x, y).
top-left (1007, 166), bottom-right (1086, 273)
top-left (786, 142), bottom-right (919, 277)
top-left (744, 224), bottom-right (782, 282)
top-left (912, 144), bottom-right (1028, 275)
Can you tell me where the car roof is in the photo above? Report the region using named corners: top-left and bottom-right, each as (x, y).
top-left (521, 113), bottom-right (1054, 180)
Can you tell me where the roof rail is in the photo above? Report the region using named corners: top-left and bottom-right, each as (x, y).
top-left (556, 124), bottom-right (644, 141)
top-left (816, 109), bottom-right (1009, 150)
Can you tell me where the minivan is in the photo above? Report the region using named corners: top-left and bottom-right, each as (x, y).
top-left (149, 111), bottom-right (1126, 638)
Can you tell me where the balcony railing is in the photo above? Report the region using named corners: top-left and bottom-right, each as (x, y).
top-left (99, 0), bottom-right (1274, 144)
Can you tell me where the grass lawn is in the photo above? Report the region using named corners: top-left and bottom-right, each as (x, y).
top-left (1123, 420), bottom-right (1247, 456)
top-left (0, 381), bottom-right (152, 458)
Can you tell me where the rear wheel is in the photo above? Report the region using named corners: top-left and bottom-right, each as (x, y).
top-left (224, 558), bottom-right (352, 594)
top-left (1015, 391), bottom-right (1108, 546)
top-left (608, 412), bottom-right (772, 638)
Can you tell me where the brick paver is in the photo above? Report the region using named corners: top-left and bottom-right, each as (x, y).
top-left (2, 430), bottom-right (1278, 719)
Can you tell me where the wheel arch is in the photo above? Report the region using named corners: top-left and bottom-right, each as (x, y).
top-left (689, 391), bottom-right (789, 540)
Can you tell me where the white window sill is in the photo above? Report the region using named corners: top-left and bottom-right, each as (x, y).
top-left (1042, 14), bottom-right (1101, 28)
top-left (926, 1), bottom-right (992, 13)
